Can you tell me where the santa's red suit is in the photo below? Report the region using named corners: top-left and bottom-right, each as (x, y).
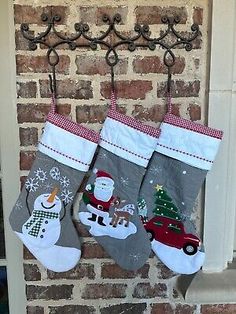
top-left (85, 189), bottom-right (115, 213)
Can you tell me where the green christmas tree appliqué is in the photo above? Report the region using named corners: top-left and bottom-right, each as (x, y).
top-left (153, 185), bottom-right (181, 221)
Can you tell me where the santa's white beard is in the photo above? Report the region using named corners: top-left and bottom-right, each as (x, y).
top-left (94, 185), bottom-right (113, 202)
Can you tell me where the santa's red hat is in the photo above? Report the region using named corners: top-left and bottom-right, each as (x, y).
top-left (93, 169), bottom-right (114, 185)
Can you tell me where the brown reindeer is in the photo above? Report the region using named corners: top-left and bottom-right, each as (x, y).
top-left (110, 204), bottom-right (135, 227)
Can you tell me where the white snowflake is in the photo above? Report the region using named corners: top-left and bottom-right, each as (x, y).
top-left (129, 252), bottom-right (142, 262)
top-left (100, 151), bottom-right (108, 160)
top-left (43, 182), bottom-right (54, 190)
top-left (182, 170), bottom-right (187, 175)
top-left (50, 167), bottom-right (61, 181)
top-left (120, 176), bottom-right (129, 187)
top-left (25, 178), bottom-right (39, 192)
top-left (61, 189), bottom-right (73, 205)
top-left (34, 168), bottom-right (47, 182)
top-left (60, 176), bottom-right (70, 188)
top-left (149, 165), bottom-right (162, 174)
top-left (15, 201), bottom-right (23, 210)
top-left (181, 201), bottom-right (185, 205)
top-left (150, 180), bottom-right (154, 184)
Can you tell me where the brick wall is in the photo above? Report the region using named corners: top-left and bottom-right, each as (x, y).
top-left (14, 0), bottom-right (235, 313)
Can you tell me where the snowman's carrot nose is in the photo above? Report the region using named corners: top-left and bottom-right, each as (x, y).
top-left (47, 187), bottom-right (59, 203)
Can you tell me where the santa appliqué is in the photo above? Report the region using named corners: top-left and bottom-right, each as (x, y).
top-left (82, 169), bottom-right (118, 226)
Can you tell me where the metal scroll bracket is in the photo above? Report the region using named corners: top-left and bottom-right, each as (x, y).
top-left (21, 13), bottom-right (201, 98)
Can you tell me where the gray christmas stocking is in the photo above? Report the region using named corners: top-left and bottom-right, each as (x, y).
top-left (138, 112), bottom-right (223, 274)
top-left (78, 93), bottom-right (160, 271)
top-left (9, 97), bottom-right (99, 272)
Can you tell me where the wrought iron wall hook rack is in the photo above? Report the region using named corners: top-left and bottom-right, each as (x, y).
top-left (21, 13), bottom-right (201, 97)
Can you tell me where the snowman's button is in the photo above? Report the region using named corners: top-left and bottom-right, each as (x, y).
top-left (40, 235), bottom-right (44, 238)
top-left (42, 229), bottom-right (45, 232)
top-left (45, 221), bottom-right (48, 224)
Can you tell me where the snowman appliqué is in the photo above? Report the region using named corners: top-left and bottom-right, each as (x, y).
top-left (80, 169), bottom-right (137, 239)
top-left (22, 187), bottom-right (63, 248)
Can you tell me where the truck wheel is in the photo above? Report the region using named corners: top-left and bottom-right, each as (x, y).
top-left (146, 229), bottom-right (154, 242)
top-left (183, 243), bottom-right (198, 255)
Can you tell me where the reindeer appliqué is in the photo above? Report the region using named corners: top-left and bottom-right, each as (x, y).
top-left (110, 203), bottom-right (135, 228)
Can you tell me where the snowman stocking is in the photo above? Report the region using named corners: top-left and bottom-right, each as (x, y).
top-left (78, 93), bottom-right (160, 271)
top-left (138, 111), bottom-right (223, 274)
top-left (9, 96), bottom-right (99, 272)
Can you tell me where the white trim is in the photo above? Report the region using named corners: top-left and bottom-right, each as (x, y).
top-left (99, 117), bottom-right (158, 167)
top-left (156, 123), bottom-right (222, 170)
top-left (38, 121), bottom-right (98, 172)
top-left (0, 1), bottom-right (26, 313)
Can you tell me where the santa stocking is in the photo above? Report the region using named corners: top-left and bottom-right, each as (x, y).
top-left (138, 100), bottom-right (223, 274)
top-left (9, 96), bottom-right (99, 272)
top-left (78, 93), bottom-right (160, 271)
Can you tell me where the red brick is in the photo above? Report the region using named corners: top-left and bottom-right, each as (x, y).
top-left (101, 303), bottom-right (147, 314)
top-left (80, 6), bottom-right (128, 25)
top-left (82, 283), bottom-right (127, 299)
top-left (27, 306), bottom-right (44, 314)
top-left (101, 80), bottom-right (153, 100)
top-left (101, 263), bottom-right (149, 279)
top-left (133, 56), bottom-right (185, 74)
top-left (156, 262), bottom-right (177, 279)
top-left (49, 305), bottom-right (95, 314)
top-left (24, 264), bottom-right (41, 281)
top-left (133, 283), bottom-right (167, 298)
top-left (17, 81), bottom-right (37, 98)
top-left (76, 55), bottom-right (128, 75)
top-left (17, 104), bottom-right (50, 123)
top-left (175, 304), bottom-right (196, 314)
top-left (16, 55), bottom-right (70, 74)
top-left (47, 263), bottom-right (95, 280)
top-left (193, 7), bottom-right (203, 25)
top-left (15, 30), bottom-right (34, 51)
top-left (19, 128), bottom-right (38, 146)
top-left (20, 151), bottom-right (36, 170)
top-left (23, 247), bottom-right (36, 260)
top-left (76, 105), bottom-right (107, 124)
top-left (132, 104), bottom-right (166, 123)
top-left (82, 242), bottom-right (110, 259)
top-left (14, 5), bottom-right (68, 24)
top-left (75, 221), bottom-right (91, 237)
top-left (26, 284), bottom-right (73, 301)
top-left (188, 104), bottom-right (201, 121)
top-left (151, 303), bottom-right (174, 314)
top-left (201, 304), bottom-right (236, 314)
top-left (40, 79), bottom-right (93, 99)
top-left (135, 6), bottom-right (187, 24)
top-left (157, 80), bottom-right (200, 98)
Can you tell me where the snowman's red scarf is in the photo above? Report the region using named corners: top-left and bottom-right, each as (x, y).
top-left (24, 210), bottom-right (59, 238)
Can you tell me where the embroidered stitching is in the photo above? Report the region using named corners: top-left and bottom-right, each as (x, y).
top-left (156, 143), bottom-right (213, 163)
top-left (100, 138), bottom-right (149, 161)
top-left (39, 141), bottom-right (90, 166)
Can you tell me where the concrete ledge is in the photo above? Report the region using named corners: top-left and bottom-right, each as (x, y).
top-left (177, 269), bottom-right (236, 303)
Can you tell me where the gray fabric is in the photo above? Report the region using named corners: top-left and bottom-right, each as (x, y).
top-left (138, 152), bottom-right (207, 234)
top-left (79, 147), bottom-right (151, 271)
top-left (9, 151), bottom-right (83, 249)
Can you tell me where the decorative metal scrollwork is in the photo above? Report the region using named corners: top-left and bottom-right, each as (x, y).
top-left (21, 13), bottom-right (201, 96)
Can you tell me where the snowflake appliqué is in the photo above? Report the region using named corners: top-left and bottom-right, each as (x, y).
top-left (15, 200), bottom-right (23, 210)
top-left (60, 176), bottom-right (70, 188)
top-left (100, 152), bottom-right (108, 160)
top-left (120, 177), bottom-right (129, 187)
top-left (129, 252), bottom-right (142, 262)
top-left (43, 182), bottom-right (54, 191)
top-left (25, 178), bottom-right (39, 192)
top-left (50, 167), bottom-right (61, 181)
top-left (149, 165), bottom-right (162, 175)
top-left (61, 189), bottom-right (73, 205)
top-left (34, 168), bottom-right (47, 182)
